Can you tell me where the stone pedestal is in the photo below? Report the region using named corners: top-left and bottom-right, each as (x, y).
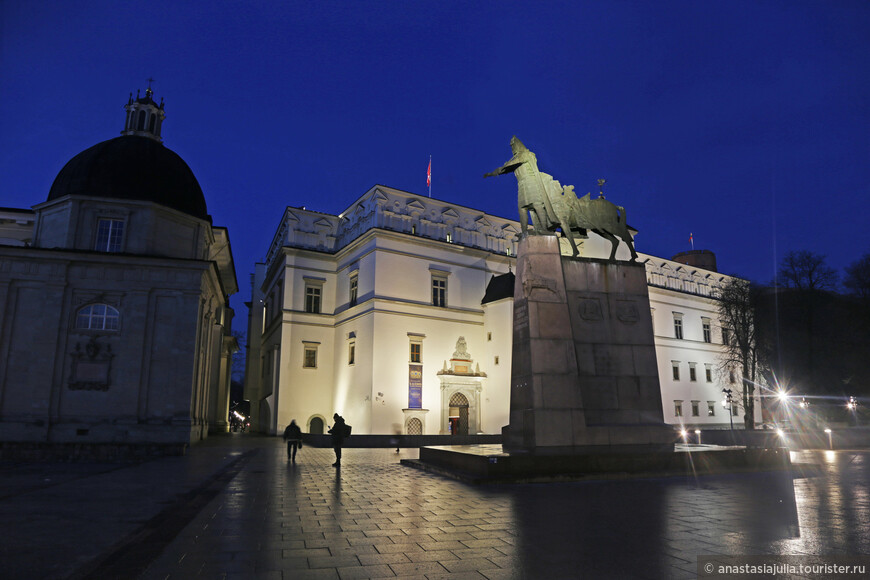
top-left (504, 236), bottom-right (673, 454)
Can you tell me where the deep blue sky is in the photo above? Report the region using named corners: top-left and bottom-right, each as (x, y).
top-left (2, 1), bottom-right (869, 317)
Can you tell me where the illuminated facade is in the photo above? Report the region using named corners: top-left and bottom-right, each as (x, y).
top-left (245, 185), bottom-right (759, 436)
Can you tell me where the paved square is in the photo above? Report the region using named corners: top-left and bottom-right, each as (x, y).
top-left (4, 438), bottom-right (870, 578)
top-left (137, 442), bottom-right (870, 579)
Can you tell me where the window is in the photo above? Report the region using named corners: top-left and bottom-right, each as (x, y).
top-left (672, 361), bottom-right (680, 381)
top-left (75, 303), bottom-right (120, 330)
top-left (410, 342), bottom-right (422, 363)
top-left (348, 342), bottom-right (355, 365)
top-left (137, 110), bottom-right (146, 131)
top-left (705, 364), bottom-right (713, 383)
top-left (305, 285), bottom-right (322, 314)
top-left (674, 400), bottom-right (683, 417)
top-left (432, 276), bottom-right (447, 307)
top-left (494, 356), bottom-right (500, 365)
top-left (446, 232), bottom-right (452, 243)
top-left (722, 327), bottom-right (731, 346)
top-left (707, 402), bottom-right (716, 416)
top-left (487, 332), bottom-right (492, 341)
top-left (731, 403), bottom-right (739, 416)
top-left (702, 318), bottom-right (712, 343)
top-left (349, 274), bottom-right (358, 307)
top-left (95, 219), bottom-right (125, 253)
top-left (303, 344), bottom-right (318, 368)
top-left (691, 401), bottom-right (700, 417)
top-left (673, 313), bottom-right (683, 339)
top-left (689, 363), bottom-right (697, 382)
top-left (729, 369), bottom-right (736, 384)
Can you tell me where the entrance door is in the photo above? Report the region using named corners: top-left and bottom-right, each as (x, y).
top-left (309, 416), bottom-right (324, 434)
top-left (449, 392), bottom-right (469, 435)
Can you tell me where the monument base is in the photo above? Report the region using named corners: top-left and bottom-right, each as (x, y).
top-left (506, 236), bottom-right (673, 453)
top-left (402, 444), bottom-right (792, 484)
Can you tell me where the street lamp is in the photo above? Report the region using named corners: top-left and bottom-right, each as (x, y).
top-left (824, 428), bottom-right (833, 450)
top-left (722, 388), bottom-right (734, 430)
top-left (847, 396), bottom-right (857, 411)
top-left (694, 429), bottom-right (701, 445)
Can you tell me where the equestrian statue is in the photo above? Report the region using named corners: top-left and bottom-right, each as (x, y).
top-left (485, 136), bottom-right (638, 262)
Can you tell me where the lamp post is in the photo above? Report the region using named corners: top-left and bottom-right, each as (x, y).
top-left (722, 388), bottom-right (734, 430)
top-left (847, 396), bottom-right (858, 426)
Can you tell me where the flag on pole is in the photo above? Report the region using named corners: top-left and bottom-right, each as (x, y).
top-left (689, 232), bottom-right (694, 250)
top-left (427, 156), bottom-right (431, 197)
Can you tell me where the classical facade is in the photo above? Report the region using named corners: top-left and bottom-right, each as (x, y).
top-left (246, 185), bottom-right (760, 437)
top-left (0, 89), bottom-right (238, 447)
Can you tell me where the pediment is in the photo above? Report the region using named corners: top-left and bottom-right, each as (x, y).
top-left (406, 199), bottom-right (426, 212)
top-left (442, 208), bottom-right (460, 219)
top-left (313, 218), bottom-right (334, 229)
top-left (476, 216), bottom-right (493, 228)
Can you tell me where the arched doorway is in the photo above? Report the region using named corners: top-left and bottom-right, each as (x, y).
top-left (448, 392), bottom-right (469, 435)
top-left (309, 416), bottom-right (324, 434)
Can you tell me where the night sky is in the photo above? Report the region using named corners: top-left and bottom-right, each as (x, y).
top-left (2, 1), bottom-right (869, 317)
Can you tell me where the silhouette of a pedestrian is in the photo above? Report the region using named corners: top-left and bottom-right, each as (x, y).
top-left (328, 413), bottom-right (347, 467)
top-left (283, 420), bottom-right (302, 462)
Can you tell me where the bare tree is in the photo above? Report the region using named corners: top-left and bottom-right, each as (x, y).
top-left (777, 250), bottom-right (838, 291)
top-left (844, 253), bottom-right (870, 301)
top-left (717, 278), bottom-right (763, 429)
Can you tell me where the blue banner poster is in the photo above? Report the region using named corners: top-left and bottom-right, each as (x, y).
top-left (408, 364), bottom-right (423, 408)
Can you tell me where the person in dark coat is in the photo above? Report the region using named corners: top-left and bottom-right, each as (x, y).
top-left (283, 420), bottom-right (302, 462)
top-left (328, 413), bottom-right (347, 467)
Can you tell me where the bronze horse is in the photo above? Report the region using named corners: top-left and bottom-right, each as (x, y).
top-left (555, 185), bottom-right (638, 262)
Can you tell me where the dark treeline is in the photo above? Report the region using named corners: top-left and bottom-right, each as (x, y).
top-left (750, 250), bottom-right (870, 423)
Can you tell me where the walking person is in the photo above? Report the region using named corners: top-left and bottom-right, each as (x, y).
top-left (283, 420), bottom-right (302, 462)
top-left (328, 413), bottom-right (347, 467)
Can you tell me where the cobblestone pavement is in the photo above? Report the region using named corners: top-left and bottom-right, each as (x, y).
top-left (3, 436), bottom-right (870, 579)
top-left (142, 442), bottom-right (870, 580)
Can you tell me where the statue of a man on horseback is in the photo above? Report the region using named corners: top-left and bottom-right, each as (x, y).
top-left (485, 136), bottom-right (638, 262)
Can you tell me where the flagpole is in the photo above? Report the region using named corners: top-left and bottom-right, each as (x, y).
top-left (428, 155), bottom-right (432, 198)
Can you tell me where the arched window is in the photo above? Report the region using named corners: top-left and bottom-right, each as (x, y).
top-left (137, 111), bottom-right (146, 131)
top-left (75, 303), bottom-right (120, 331)
top-left (407, 418), bottom-right (422, 435)
top-left (149, 114), bottom-right (156, 133)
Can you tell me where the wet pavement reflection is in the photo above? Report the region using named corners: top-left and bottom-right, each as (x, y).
top-left (109, 444), bottom-right (870, 578)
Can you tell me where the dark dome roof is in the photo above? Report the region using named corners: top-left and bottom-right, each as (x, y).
top-left (48, 136), bottom-right (208, 220)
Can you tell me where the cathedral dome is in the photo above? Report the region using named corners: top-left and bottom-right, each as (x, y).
top-left (47, 135), bottom-right (209, 221)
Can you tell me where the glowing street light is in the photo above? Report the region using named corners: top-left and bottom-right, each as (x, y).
top-left (847, 396), bottom-right (857, 411)
top-left (722, 388), bottom-right (734, 430)
top-left (694, 429), bottom-right (701, 445)
top-left (824, 428), bottom-right (833, 450)
top-left (799, 397), bottom-right (809, 409)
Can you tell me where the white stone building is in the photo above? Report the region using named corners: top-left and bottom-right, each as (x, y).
top-left (0, 89), bottom-right (238, 448)
top-left (245, 185), bottom-right (759, 436)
